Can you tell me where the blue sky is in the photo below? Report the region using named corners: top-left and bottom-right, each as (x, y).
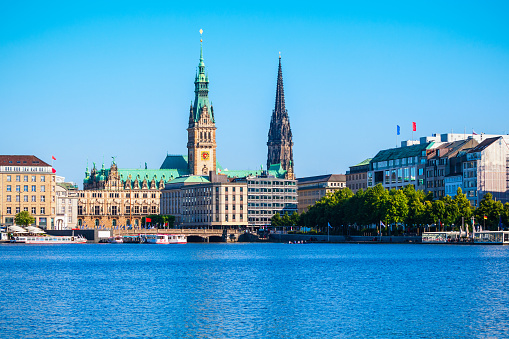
top-left (1, 1), bottom-right (508, 187)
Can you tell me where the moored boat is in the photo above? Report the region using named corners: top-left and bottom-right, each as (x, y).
top-left (108, 236), bottom-right (124, 244)
top-left (141, 234), bottom-right (187, 244)
top-left (11, 235), bottom-right (87, 244)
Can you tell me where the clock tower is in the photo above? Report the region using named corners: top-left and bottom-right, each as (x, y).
top-left (187, 35), bottom-right (217, 176)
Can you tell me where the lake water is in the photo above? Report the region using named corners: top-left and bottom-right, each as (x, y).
top-left (1, 243), bottom-right (508, 338)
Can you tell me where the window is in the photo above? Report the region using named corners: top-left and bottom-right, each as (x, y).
top-left (78, 206), bottom-right (83, 215)
top-left (16, 175), bottom-right (20, 182)
top-left (24, 175), bottom-right (28, 182)
top-left (6, 195), bottom-right (11, 202)
top-left (24, 207), bottom-right (28, 212)
top-left (6, 207), bottom-right (11, 214)
top-left (31, 176), bottom-right (36, 182)
top-left (111, 206), bottom-right (117, 216)
top-left (7, 175), bottom-right (11, 182)
top-left (41, 176), bottom-right (45, 182)
top-left (40, 196), bottom-right (45, 202)
top-left (32, 185), bottom-right (36, 192)
top-left (32, 196), bottom-right (36, 202)
top-left (16, 185), bottom-right (20, 192)
top-left (32, 207), bottom-right (36, 214)
top-left (16, 195), bottom-right (20, 202)
top-left (94, 206), bottom-right (100, 215)
top-left (24, 196), bottom-right (28, 202)
top-left (40, 207), bottom-right (45, 214)
top-left (126, 206), bottom-right (130, 214)
top-left (41, 185), bottom-right (45, 192)
top-left (24, 185), bottom-right (28, 192)
top-left (7, 185), bottom-right (11, 192)
top-left (142, 206), bottom-right (147, 214)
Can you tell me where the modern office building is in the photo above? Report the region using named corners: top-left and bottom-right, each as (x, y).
top-left (233, 173), bottom-right (297, 227)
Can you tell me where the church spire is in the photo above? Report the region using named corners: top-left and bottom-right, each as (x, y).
top-left (267, 54), bottom-right (294, 179)
top-left (274, 53), bottom-right (286, 118)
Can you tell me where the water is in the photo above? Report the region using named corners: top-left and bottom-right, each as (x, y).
top-left (1, 243), bottom-right (509, 338)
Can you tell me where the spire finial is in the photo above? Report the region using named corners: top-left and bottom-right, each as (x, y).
top-left (279, 51), bottom-right (281, 59)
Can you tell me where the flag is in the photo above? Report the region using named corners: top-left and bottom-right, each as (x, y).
top-left (52, 156), bottom-right (56, 160)
top-left (472, 130), bottom-right (478, 135)
top-left (328, 222), bottom-right (332, 228)
top-left (380, 221), bottom-right (385, 227)
top-left (412, 122), bottom-right (416, 132)
top-left (52, 168), bottom-right (56, 173)
top-left (484, 215), bottom-right (487, 220)
top-left (146, 217), bottom-right (152, 223)
top-left (397, 125), bottom-right (400, 135)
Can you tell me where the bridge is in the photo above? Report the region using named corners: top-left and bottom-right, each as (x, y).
top-left (114, 228), bottom-right (243, 242)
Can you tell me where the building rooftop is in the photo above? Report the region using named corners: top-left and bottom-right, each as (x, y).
top-left (371, 142), bottom-right (434, 163)
top-left (0, 155), bottom-right (50, 167)
top-left (467, 137), bottom-right (503, 153)
top-left (297, 174), bottom-right (346, 184)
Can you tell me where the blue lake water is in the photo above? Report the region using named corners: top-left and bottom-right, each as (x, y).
top-left (1, 243), bottom-right (509, 338)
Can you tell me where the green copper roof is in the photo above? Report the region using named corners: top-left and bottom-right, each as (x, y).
top-left (160, 155), bottom-right (190, 172)
top-left (117, 169), bottom-right (180, 182)
top-left (371, 142), bottom-right (434, 162)
top-left (352, 158), bottom-right (372, 167)
top-left (167, 175), bottom-right (210, 184)
top-left (219, 163), bottom-right (287, 179)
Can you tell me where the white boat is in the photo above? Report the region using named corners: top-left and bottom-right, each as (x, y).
top-left (11, 235), bottom-right (87, 244)
top-left (108, 236), bottom-right (124, 244)
top-left (142, 234), bottom-right (187, 244)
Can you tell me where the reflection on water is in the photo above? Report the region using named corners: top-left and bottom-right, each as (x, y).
top-left (1, 243), bottom-right (509, 338)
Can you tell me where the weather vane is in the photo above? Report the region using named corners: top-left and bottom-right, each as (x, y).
top-left (199, 28), bottom-right (203, 42)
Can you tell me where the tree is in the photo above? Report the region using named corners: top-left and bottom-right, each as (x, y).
top-left (281, 212), bottom-right (292, 226)
top-left (290, 212), bottom-right (299, 227)
top-left (271, 213), bottom-right (282, 227)
top-left (15, 211), bottom-right (35, 227)
top-left (453, 188), bottom-right (473, 227)
top-left (475, 193), bottom-right (504, 230)
top-left (387, 189), bottom-right (409, 228)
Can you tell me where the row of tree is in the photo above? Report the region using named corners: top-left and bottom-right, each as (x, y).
top-left (272, 184), bottom-right (509, 233)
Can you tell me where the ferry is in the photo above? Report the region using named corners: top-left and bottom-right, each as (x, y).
top-left (141, 234), bottom-right (187, 244)
top-left (422, 231), bottom-right (461, 243)
top-left (10, 235), bottom-right (87, 244)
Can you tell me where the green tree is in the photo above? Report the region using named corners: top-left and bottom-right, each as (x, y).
top-left (475, 193), bottom-right (504, 230)
top-left (431, 200), bottom-right (446, 230)
top-left (442, 195), bottom-right (460, 229)
top-left (281, 212), bottom-right (292, 226)
top-left (453, 188), bottom-right (473, 227)
top-left (290, 212), bottom-right (299, 227)
top-left (363, 184), bottom-right (390, 225)
top-left (271, 212), bottom-right (282, 227)
top-left (15, 211), bottom-right (35, 227)
top-left (387, 189), bottom-right (409, 228)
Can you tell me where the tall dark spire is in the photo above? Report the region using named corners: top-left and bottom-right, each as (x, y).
top-left (267, 55), bottom-right (294, 179)
top-left (274, 56), bottom-right (286, 117)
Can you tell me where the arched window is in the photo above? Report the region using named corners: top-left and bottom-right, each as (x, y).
top-left (78, 219), bottom-right (82, 226)
top-left (112, 219), bottom-right (117, 227)
top-left (95, 219), bottom-right (99, 227)
top-left (126, 219), bottom-right (130, 226)
top-left (135, 219), bottom-right (139, 226)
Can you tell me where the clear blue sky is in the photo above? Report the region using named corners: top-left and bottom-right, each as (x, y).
top-left (1, 1), bottom-right (508, 187)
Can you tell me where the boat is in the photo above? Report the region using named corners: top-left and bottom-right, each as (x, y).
top-left (10, 234), bottom-right (87, 244)
top-left (141, 234), bottom-right (187, 244)
top-left (108, 235), bottom-right (124, 244)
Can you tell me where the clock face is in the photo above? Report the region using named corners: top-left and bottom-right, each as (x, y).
top-left (201, 151), bottom-right (210, 160)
